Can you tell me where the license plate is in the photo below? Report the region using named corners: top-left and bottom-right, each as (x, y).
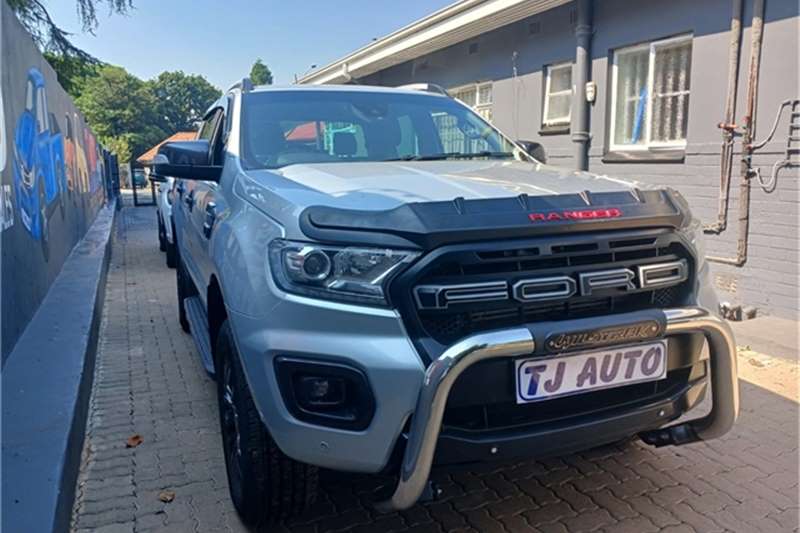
top-left (515, 341), bottom-right (667, 404)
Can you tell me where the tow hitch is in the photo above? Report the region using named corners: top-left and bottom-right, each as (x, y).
top-left (639, 423), bottom-right (699, 447)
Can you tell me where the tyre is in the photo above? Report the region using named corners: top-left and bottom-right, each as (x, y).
top-left (176, 255), bottom-right (195, 333)
top-left (215, 320), bottom-right (318, 526)
top-left (157, 213), bottom-right (167, 252)
top-left (165, 232), bottom-right (177, 268)
top-left (165, 219), bottom-right (178, 268)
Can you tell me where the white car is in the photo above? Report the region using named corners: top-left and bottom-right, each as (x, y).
top-left (153, 175), bottom-right (177, 268)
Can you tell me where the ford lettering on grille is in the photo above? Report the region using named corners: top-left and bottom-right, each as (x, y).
top-left (414, 259), bottom-right (687, 310)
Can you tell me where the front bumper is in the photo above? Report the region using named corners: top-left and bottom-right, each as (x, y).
top-left (434, 367), bottom-right (707, 465)
top-left (376, 306), bottom-right (738, 512)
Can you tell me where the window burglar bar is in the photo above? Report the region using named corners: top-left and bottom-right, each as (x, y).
top-left (543, 62), bottom-right (573, 126)
top-left (610, 35), bottom-right (693, 150)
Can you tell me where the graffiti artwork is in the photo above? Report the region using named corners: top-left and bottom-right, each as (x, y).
top-left (64, 112), bottom-right (89, 194)
top-left (84, 127), bottom-right (103, 195)
top-left (0, 83), bottom-right (12, 230)
top-left (11, 67), bottom-right (68, 259)
top-left (0, 82), bottom-right (5, 173)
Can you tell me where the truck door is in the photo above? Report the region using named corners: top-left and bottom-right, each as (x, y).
top-left (180, 107), bottom-right (226, 300)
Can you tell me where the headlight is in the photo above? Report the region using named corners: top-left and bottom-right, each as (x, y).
top-left (268, 239), bottom-right (419, 305)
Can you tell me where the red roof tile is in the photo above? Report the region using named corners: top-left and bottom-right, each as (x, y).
top-left (136, 131), bottom-right (197, 164)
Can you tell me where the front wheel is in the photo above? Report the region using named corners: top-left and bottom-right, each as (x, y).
top-left (157, 213), bottom-right (167, 252)
top-left (215, 320), bottom-right (318, 526)
top-left (176, 255), bottom-right (195, 333)
top-left (165, 220), bottom-right (178, 268)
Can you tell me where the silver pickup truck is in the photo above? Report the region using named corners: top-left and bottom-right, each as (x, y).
top-left (152, 81), bottom-right (738, 526)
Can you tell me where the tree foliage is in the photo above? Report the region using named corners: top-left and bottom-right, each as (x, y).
top-left (75, 65), bottom-right (166, 162)
top-left (9, 0), bottom-right (132, 60)
top-left (11, 1), bottom-right (222, 163)
top-left (249, 59), bottom-right (273, 85)
top-left (43, 52), bottom-right (101, 98)
top-left (147, 71), bottom-right (222, 132)
top-left (68, 64), bottom-right (222, 162)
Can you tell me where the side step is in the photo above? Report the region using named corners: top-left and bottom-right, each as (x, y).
top-left (184, 296), bottom-right (216, 376)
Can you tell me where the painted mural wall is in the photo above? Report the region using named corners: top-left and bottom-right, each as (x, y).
top-left (1, 1), bottom-right (111, 362)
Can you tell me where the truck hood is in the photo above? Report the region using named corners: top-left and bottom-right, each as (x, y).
top-left (252, 160), bottom-right (642, 210)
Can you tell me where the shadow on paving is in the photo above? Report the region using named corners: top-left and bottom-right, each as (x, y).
top-left (71, 203), bottom-right (799, 533)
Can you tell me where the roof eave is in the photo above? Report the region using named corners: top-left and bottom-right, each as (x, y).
top-left (297, 0), bottom-right (570, 85)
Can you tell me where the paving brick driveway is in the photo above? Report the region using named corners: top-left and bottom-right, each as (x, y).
top-left (71, 204), bottom-right (799, 533)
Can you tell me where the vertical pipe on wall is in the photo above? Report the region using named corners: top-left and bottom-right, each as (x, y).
top-left (704, 0), bottom-right (744, 234)
top-left (572, 0), bottom-right (593, 171)
top-left (708, 0), bottom-right (765, 266)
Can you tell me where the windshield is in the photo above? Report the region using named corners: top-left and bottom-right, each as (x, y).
top-left (240, 89), bottom-right (524, 169)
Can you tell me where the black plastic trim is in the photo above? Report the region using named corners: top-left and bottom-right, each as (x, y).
top-left (274, 357), bottom-right (376, 431)
top-left (299, 189), bottom-right (686, 250)
top-left (529, 311), bottom-right (666, 355)
top-left (389, 228), bottom-right (695, 364)
top-left (433, 374), bottom-right (707, 465)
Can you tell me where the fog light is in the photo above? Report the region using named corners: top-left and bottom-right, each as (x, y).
top-left (297, 376), bottom-right (346, 407)
top-left (275, 357), bottom-right (376, 431)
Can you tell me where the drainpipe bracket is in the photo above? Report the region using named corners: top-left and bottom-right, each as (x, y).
top-left (571, 131), bottom-right (591, 143)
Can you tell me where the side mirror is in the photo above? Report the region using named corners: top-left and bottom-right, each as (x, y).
top-left (516, 140), bottom-right (547, 163)
top-left (152, 140), bottom-right (221, 182)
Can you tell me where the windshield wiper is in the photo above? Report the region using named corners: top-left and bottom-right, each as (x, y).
top-left (385, 151), bottom-right (514, 162)
top-left (449, 151), bottom-right (515, 160)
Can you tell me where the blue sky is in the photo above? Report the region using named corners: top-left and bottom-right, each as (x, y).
top-left (47, 0), bottom-right (454, 89)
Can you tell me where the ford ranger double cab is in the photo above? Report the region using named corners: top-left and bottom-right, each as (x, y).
top-left (153, 80), bottom-right (738, 526)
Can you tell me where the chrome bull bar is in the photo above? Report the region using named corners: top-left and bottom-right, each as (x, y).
top-left (376, 306), bottom-right (738, 512)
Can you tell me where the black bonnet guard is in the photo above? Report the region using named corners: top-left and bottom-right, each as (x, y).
top-left (299, 188), bottom-right (686, 250)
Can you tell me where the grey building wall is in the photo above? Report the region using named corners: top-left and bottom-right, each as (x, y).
top-left (1, 1), bottom-right (110, 361)
top-left (361, 0), bottom-right (799, 318)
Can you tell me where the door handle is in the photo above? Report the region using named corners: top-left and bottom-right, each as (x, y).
top-left (184, 190), bottom-right (195, 210)
top-left (203, 202), bottom-right (217, 238)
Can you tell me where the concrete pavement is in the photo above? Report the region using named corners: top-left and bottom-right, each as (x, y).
top-left (731, 316), bottom-right (799, 362)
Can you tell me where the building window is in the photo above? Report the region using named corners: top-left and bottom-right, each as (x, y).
top-left (450, 82), bottom-right (493, 121)
top-left (543, 62), bottom-right (573, 129)
top-left (610, 34), bottom-right (692, 151)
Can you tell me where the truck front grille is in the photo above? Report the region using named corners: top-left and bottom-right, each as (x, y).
top-left (390, 229), bottom-right (694, 359)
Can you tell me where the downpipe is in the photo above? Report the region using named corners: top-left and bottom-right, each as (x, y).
top-left (572, 0), bottom-right (593, 171)
top-left (707, 0), bottom-right (764, 266)
top-left (704, 0), bottom-right (743, 235)
top-left (377, 307), bottom-right (738, 511)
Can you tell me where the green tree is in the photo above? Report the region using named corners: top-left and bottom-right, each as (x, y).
top-left (43, 52), bottom-right (101, 99)
top-left (9, 0), bottom-right (132, 60)
top-left (249, 59), bottom-right (273, 85)
top-left (148, 71), bottom-right (222, 133)
top-left (76, 65), bottom-right (166, 162)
